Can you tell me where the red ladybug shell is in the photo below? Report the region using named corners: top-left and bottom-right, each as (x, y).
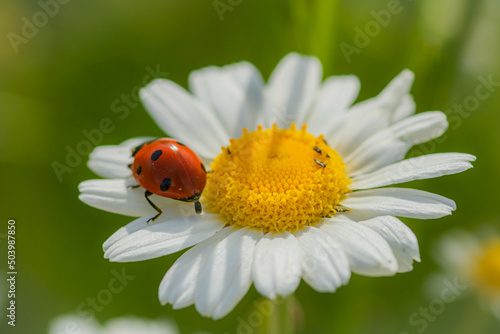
top-left (131, 138), bottom-right (207, 202)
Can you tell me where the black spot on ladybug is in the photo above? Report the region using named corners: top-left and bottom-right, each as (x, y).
top-left (160, 178), bottom-right (172, 192)
top-left (136, 166), bottom-right (142, 175)
top-left (151, 150), bottom-right (162, 161)
top-left (201, 163), bottom-right (206, 173)
top-left (177, 142), bottom-right (186, 146)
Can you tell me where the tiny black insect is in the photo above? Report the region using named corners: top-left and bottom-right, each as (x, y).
top-left (314, 159), bottom-right (326, 168)
top-left (335, 207), bottom-right (350, 213)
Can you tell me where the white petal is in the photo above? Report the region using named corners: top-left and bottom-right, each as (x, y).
top-left (295, 226), bottom-right (350, 292)
top-left (345, 111), bottom-right (449, 176)
top-left (189, 62), bottom-right (265, 138)
top-left (306, 75), bottom-right (360, 136)
top-left (104, 214), bottom-right (225, 262)
top-left (87, 137), bottom-right (154, 178)
top-left (434, 230), bottom-right (481, 272)
top-left (158, 227), bottom-right (234, 309)
top-left (48, 314), bottom-right (101, 334)
top-left (265, 53), bottom-right (322, 128)
top-left (387, 110), bottom-right (449, 145)
top-left (140, 79), bottom-right (229, 160)
top-left (342, 188), bottom-right (456, 219)
top-left (327, 108), bottom-right (394, 157)
top-left (359, 216), bottom-right (420, 273)
top-left (350, 69), bottom-right (414, 119)
top-left (103, 215), bottom-right (154, 252)
top-left (345, 137), bottom-right (409, 177)
top-left (252, 232), bottom-right (303, 299)
top-left (392, 95), bottom-right (416, 122)
top-left (333, 210), bottom-right (382, 222)
top-left (79, 178), bottom-right (193, 217)
top-left (324, 70), bottom-right (414, 155)
top-left (350, 153), bottom-right (476, 189)
top-left (195, 228), bottom-right (262, 319)
top-left (100, 199), bottom-right (203, 252)
top-left (104, 317), bottom-right (179, 334)
top-left (320, 218), bottom-right (398, 276)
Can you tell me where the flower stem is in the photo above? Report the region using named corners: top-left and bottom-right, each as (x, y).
top-left (268, 295), bottom-right (297, 334)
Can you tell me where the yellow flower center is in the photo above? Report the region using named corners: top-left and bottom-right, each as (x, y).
top-left (473, 240), bottom-right (500, 293)
top-left (203, 124), bottom-right (351, 233)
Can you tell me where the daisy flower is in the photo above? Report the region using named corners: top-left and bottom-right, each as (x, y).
top-left (79, 53), bottom-right (475, 319)
top-left (433, 228), bottom-right (500, 320)
top-left (48, 315), bottom-right (179, 334)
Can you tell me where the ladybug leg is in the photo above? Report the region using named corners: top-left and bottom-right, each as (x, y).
top-left (194, 201), bottom-right (202, 214)
top-left (144, 190), bottom-right (162, 222)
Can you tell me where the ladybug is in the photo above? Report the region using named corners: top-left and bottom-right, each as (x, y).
top-left (129, 138), bottom-right (207, 222)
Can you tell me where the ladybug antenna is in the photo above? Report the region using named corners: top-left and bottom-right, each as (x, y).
top-left (194, 201), bottom-right (202, 215)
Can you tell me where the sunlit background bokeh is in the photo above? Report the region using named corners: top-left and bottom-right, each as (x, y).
top-left (1, 0), bottom-right (500, 333)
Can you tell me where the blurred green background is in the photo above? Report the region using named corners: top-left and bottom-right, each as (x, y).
top-left (1, 0), bottom-right (500, 333)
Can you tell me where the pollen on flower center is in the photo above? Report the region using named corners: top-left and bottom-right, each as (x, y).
top-left (473, 240), bottom-right (500, 292)
top-left (203, 124), bottom-right (351, 233)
